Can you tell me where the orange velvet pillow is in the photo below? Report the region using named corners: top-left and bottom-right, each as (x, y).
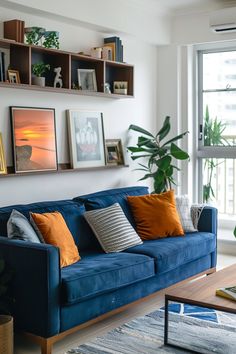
top-left (30, 211), bottom-right (80, 267)
top-left (127, 190), bottom-right (184, 240)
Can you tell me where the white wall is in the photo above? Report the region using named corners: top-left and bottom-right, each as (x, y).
top-left (0, 6), bottom-right (157, 206)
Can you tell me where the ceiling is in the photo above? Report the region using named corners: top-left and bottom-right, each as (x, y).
top-left (131, 0), bottom-right (236, 15)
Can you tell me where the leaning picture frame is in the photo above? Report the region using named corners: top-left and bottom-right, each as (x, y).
top-left (0, 133), bottom-right (7, 174)
top-left (10, 106), bottom-right (58, 173)
top-left (77, 69), bottom-right (97, 91)
top-left (105, 139), bottom-right (125, 166)
top-left (8, 70), bottom-right (21, 84)
top-left (67, 110), bottom-right (105, 168)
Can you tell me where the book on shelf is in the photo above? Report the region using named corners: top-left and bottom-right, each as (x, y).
top-left (216, 285), bottom-right (236, 301)
top-left (4, 19), bottom-right (25, 43)
top-left (0, 51), bottom-right (6, 82)
top-left (104, 36), bottom-right (123, 62)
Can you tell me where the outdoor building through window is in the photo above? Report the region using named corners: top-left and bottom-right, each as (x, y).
top-left (197, 48), bottom-right (236, 221)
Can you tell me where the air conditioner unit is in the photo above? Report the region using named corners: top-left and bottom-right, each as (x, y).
top-left (210, 7), bottom-right (236, 33)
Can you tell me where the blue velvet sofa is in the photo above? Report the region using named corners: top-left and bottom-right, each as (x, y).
top-left (0, 186), bottom-right (217, 354)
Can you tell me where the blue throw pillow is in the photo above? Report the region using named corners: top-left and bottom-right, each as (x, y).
top-left (7, 209), bottom-right (42, 243)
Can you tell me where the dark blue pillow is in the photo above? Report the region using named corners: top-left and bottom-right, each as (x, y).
top-left (74, 186), bottom-right (149, 227)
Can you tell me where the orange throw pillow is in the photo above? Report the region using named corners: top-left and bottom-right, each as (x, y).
top-left (127, 190), bottom-right (184, 240)
top-left (30, 211), bottom-right (80, 267)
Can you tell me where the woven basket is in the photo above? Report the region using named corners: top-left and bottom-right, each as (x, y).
top-left (0, 315), bottom-right (13, 354)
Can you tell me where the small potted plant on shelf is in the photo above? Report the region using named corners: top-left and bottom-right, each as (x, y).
top-left (32, 62), bottom-right (50, 87)
top-left (0, 257), bottom-right (14, 354)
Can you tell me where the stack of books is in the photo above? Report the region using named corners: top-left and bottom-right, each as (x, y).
top-left (4, 19), bottom-right (25, 43)
top-left (104, 36), bottom-right (123, 62)
top-left (0, 51), bottom-right (6, 82)
top-left (216, 285), bottom-right (236, 301)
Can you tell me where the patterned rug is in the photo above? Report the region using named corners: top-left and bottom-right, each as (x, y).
top-left (66, 303), bottom-right (236, 353)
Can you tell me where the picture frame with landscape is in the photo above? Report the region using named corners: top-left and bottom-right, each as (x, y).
top-left (77, 69), bottom-right (97, 91)
top-left (67, 110), bottom-right (105, 168)
top-left (10, 106), bottom-right (58, 173)
top-left (105, 139), bottom-right (125, 165)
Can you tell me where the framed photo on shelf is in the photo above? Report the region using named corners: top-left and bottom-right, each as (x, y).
top-left (0, 133), bottom-right (7, 174)
top-left (8, 70), bottom-right (20, 84)
top-left (10, 107), bottom-right (58, 173)
top-left (77, 69), bottom-right (97, 91)
top-left (67, 110), bottom-right (105, 168)
top-left (105, 139), bottom-right (125, 165)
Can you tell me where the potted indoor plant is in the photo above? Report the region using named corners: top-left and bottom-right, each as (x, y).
top-left (32, 62), bottom-right (50, 87)
top-left (127, 116), bottom-right (189, 193)
top-left (0, 257), bottom-right (14, 354)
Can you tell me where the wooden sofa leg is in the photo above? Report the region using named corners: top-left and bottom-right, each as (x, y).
top-left (41, 338), bottom-right (52, 354)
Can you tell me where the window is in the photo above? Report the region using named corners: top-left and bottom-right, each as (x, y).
top-left (197, 48), bottom-right (236, 220)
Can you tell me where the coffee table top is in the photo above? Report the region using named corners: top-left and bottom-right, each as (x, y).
top-left (165, 264), bottom-right (236, 313)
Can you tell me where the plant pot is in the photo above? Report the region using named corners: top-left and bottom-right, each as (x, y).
top-left (32, 76), bottom-right (45, 87)
top-left (0, 315), bottom-right (13, 354)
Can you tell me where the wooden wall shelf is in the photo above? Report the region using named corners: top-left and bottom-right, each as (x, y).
top-left (0, 164), bottom-right (129, 178)
top-left (0, 38), bottom-right (134, 99)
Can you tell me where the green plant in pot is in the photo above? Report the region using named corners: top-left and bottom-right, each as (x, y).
top-left (127, 116), bottom-right (189, 193)
top-left (0, 257), bottom-right (14, 354)
top-left (32, 62), bottom-right (50, 87)
top-left (203, 105), bottom-right (227, 203)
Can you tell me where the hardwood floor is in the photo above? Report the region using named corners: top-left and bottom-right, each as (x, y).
top-left (14, 253), bottom-right (236, 354)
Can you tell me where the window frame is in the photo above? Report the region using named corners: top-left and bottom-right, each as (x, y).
top-left (196, 43), bottom-right (236, 203)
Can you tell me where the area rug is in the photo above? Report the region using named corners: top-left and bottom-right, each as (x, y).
top-left (66, 303), bottom-right (236, 354)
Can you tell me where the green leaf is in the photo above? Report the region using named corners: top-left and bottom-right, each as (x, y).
top-left (170, 143), bottom-right (189, 160)
top-left (137, 137), bottom-right (155, 147)
top-left (128, 124), bottom-right (154, 138)
top-left (166, 165), bottom-right (173, 177)
top-left (162, 131), bottom-right (189, 147)
top-left (157, 116), bottom-right (171, 141)
top-left (233, 227), bottom-right (236, 238)
top-left (139, 173), bottom-right (155, 181)
top-left (156, 156), bottom-right (171, 171)
top-left (131, 154), bottom-right (151, 160)
top-left (127, 146), bottom-right (148, 153)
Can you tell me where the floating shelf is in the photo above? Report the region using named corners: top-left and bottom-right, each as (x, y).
top-left (0, 163), bottom-right (129, 178)
top-left (0, 38), bottom-right (134, 99)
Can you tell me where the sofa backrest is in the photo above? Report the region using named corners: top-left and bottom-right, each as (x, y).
top-left (0, 199), bottom-right (100, 251)
top-left (74, 186), bottom-right (149, 227)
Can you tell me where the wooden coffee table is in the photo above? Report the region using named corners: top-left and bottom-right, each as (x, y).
top-left (164, 264), bottom-right (236, 352)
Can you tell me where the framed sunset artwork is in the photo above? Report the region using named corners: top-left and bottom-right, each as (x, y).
top-left (10, 107), bottom-right (57, 173)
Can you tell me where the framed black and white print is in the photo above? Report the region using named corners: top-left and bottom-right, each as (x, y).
top-left (67, 110), bottom-right (105, 168)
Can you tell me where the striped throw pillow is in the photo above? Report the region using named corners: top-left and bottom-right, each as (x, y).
top-left (84, 203), bottom-right (143, 253)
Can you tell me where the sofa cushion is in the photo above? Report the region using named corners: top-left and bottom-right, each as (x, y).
top-left (74, 186), bottom-right (149, 227)
top-left (0, 200), bottom-right (100, 251)
top-left (31, 211), bottom-right (81, 268)
top-left (61, 252), bottom-right (155, 305)
top-left (84, 203), bottom-right (142, 253)
top-left (7, 209), bottom-right (41, 243)
top-left (125, 232), bottom-right (216, 274)
top-left (127, 190), bottom-right (184, 239)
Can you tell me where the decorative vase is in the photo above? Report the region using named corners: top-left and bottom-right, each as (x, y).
top-left (0, 315), bottom-right (13, 354)
top-left (43, 31), bottom-right (59, 49)
top-left (32, 76), bottom-right (45, 87)
top-left (24, 27), bottom-right (45, 46)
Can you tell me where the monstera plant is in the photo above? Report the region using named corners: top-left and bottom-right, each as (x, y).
top-left (127, 116), bottom-right (189, 193)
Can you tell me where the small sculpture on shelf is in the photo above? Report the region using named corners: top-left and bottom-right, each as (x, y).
top-left (54, 67), bottom-right (63, 88)
top-left (104, 82), bottom-right (111, 94)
